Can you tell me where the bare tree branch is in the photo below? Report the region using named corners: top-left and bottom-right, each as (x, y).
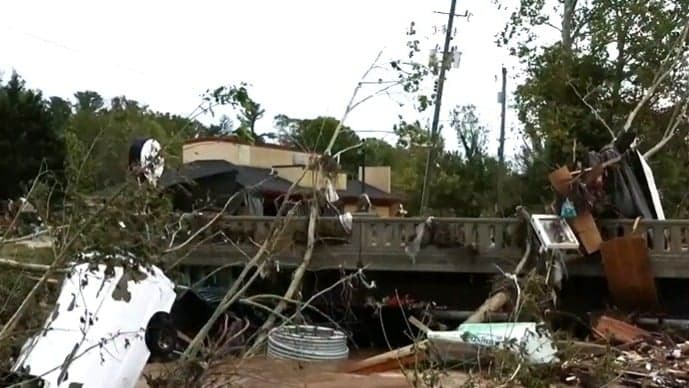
top-left (569, 81), bottom-right (616, 139)
top-left (644, 106), bottom-right (689, 159)
top-left (0, 257), bottom-right (65, 273)
top-left (621, 20), bottom-right (689, 136)
top-left (324, 50), bottom-right (384, 155)
top-left (244, 204), bottom-right (318, 355)
top-left (182, 170), bottom-right (308, 359)
top-left (0, 182), bottom-right (129, 342)
top-left (163, 175), bottom-right (274, 255)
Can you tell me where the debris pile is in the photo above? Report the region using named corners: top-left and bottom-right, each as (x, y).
top-left (3, 127), bottom-right (689, 388)
top-left (346, 132), bottom-right (689, 387)
top-left (561, 316), bottom-right (689, 387)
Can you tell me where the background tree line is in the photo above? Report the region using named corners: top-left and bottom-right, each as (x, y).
top-left (0, 71), bottom-right (515, 217)
top-left (3, 0), bottom-right (689, 217)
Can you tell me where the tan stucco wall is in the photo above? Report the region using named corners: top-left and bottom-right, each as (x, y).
top-left (182, 141), bottom-right (311, 168)
top-left (249, 146), bottom-right (299, 168)
top-left (275, 167), bottom-right (347, 190)
top-left (183, 141), bottom-right (240, 164)
top-left (358, 166), bottom-right (391, 193)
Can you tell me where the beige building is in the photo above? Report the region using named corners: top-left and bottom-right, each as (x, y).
top-left (181, 137), bottom-right (402, 217)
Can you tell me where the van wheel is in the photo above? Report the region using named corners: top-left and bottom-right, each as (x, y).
top-left (146, 312), bottom-right (176, 358)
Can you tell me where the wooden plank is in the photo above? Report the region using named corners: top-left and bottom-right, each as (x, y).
top-left (600, 235), bottom-right (658, 310)
top-left (344, 340), bottom-right (429, 374)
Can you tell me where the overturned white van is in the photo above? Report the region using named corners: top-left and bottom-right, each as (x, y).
top-left (10, 256), bottom-right (177, 388)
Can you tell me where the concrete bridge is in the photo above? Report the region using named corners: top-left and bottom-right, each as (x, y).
top-left (176, 216), bottom-right (689, 279)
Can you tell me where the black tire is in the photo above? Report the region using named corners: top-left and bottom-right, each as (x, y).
top-left (145, 311), bottom-right (177, 358)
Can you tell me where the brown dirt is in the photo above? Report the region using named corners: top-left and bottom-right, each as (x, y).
top-left (137, 355), bottom-right (478, 388)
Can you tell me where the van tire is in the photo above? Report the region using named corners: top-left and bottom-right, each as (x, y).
top-left (146, 312), bottom-right (176, 358)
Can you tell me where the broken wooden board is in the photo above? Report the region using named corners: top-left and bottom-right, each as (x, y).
top-left (592, 315), bottom-right (650, 344)
top-left (570, 211), bottom-right (603, 254)
top-left (344, 339), bottom-right (480, 375)
top-left (600, 235), bottom-right (658, 310)
top-left (343, 341), bottom-right (429, 374)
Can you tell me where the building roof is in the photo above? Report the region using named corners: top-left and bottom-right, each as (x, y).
top-left (184, 136), bottom-right (302, 153)
top-left (161, 159), bottom-right (401, 202)
top-left (160, 159), bottom-right (293, 194)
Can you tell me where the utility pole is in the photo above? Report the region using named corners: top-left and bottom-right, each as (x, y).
top-left (496, 66), bottom-right (507, 215)
top-left (498, 66), bottom-right (507, 164)
top-left (359, 139), bottom-right (366, 194)
top-left (419, 0), bottom-right (468, 214)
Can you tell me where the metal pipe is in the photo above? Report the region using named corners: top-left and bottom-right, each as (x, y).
top-left (636, 317), bottom-right (689, 329)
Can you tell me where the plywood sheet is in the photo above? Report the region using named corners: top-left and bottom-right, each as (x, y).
top-left (600, 235), bottom-right (658, 310)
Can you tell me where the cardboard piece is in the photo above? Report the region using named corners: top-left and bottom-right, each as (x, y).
top-left (599, 234), bottom-right (658, 310)
top-left (569, 211), bottom-right (603, 254)
top-left (548, 166), bottom-right (572, 196)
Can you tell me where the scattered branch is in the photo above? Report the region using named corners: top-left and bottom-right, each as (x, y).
top-left (0, 257), bottom-right (65, 273)
top-left (245, 204), bottom-right (318, 355)
top-left (182, 170), bottom-right (307, 359)
top-left (465, 207), bottom-right (533, 324)
top-left (164, 176), bottom-right (274, 255)
top-left (0, 182), bottom-right (128, 342)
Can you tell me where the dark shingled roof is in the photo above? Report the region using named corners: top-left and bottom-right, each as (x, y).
top-left (161, 159), bottom-right (401, 202)
top-left (160, 159), bottom-right (293, 194)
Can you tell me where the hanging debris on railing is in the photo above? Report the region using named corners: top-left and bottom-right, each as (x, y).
top-left (541, 131), bottom-right (670, 313)
top-left (546, 132), bottom-right (666, 257)
top-left (404, 216), bottom-right (434, 264)
top-left (599, 221), bottom-right (659, 310)
top-left (529, 214), bottom-right (580, 253)
top-left (548, 165), bottom-right (603, 255)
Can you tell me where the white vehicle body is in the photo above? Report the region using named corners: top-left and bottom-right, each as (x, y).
top-left (12, 260), bottom-right (176, 388)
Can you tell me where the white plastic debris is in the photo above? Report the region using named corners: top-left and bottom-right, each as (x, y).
top-left (404, 216), bottom-right (434, 264)
top-left (426, 322), bottom-right (559, 364)
top-left (637, 150), bottom-right (665, 220)
top-left (324, 178), bottom-right (339, 203)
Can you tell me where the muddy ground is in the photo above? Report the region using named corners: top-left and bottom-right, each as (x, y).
top-left (135, 355), bottom-right (478, 388)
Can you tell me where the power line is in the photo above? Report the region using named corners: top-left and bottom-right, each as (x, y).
top-left (1, 25), bottom-right (150, 78)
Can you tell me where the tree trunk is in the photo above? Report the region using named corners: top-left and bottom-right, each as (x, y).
top-left (561, 0), bottom-right (577, 53)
